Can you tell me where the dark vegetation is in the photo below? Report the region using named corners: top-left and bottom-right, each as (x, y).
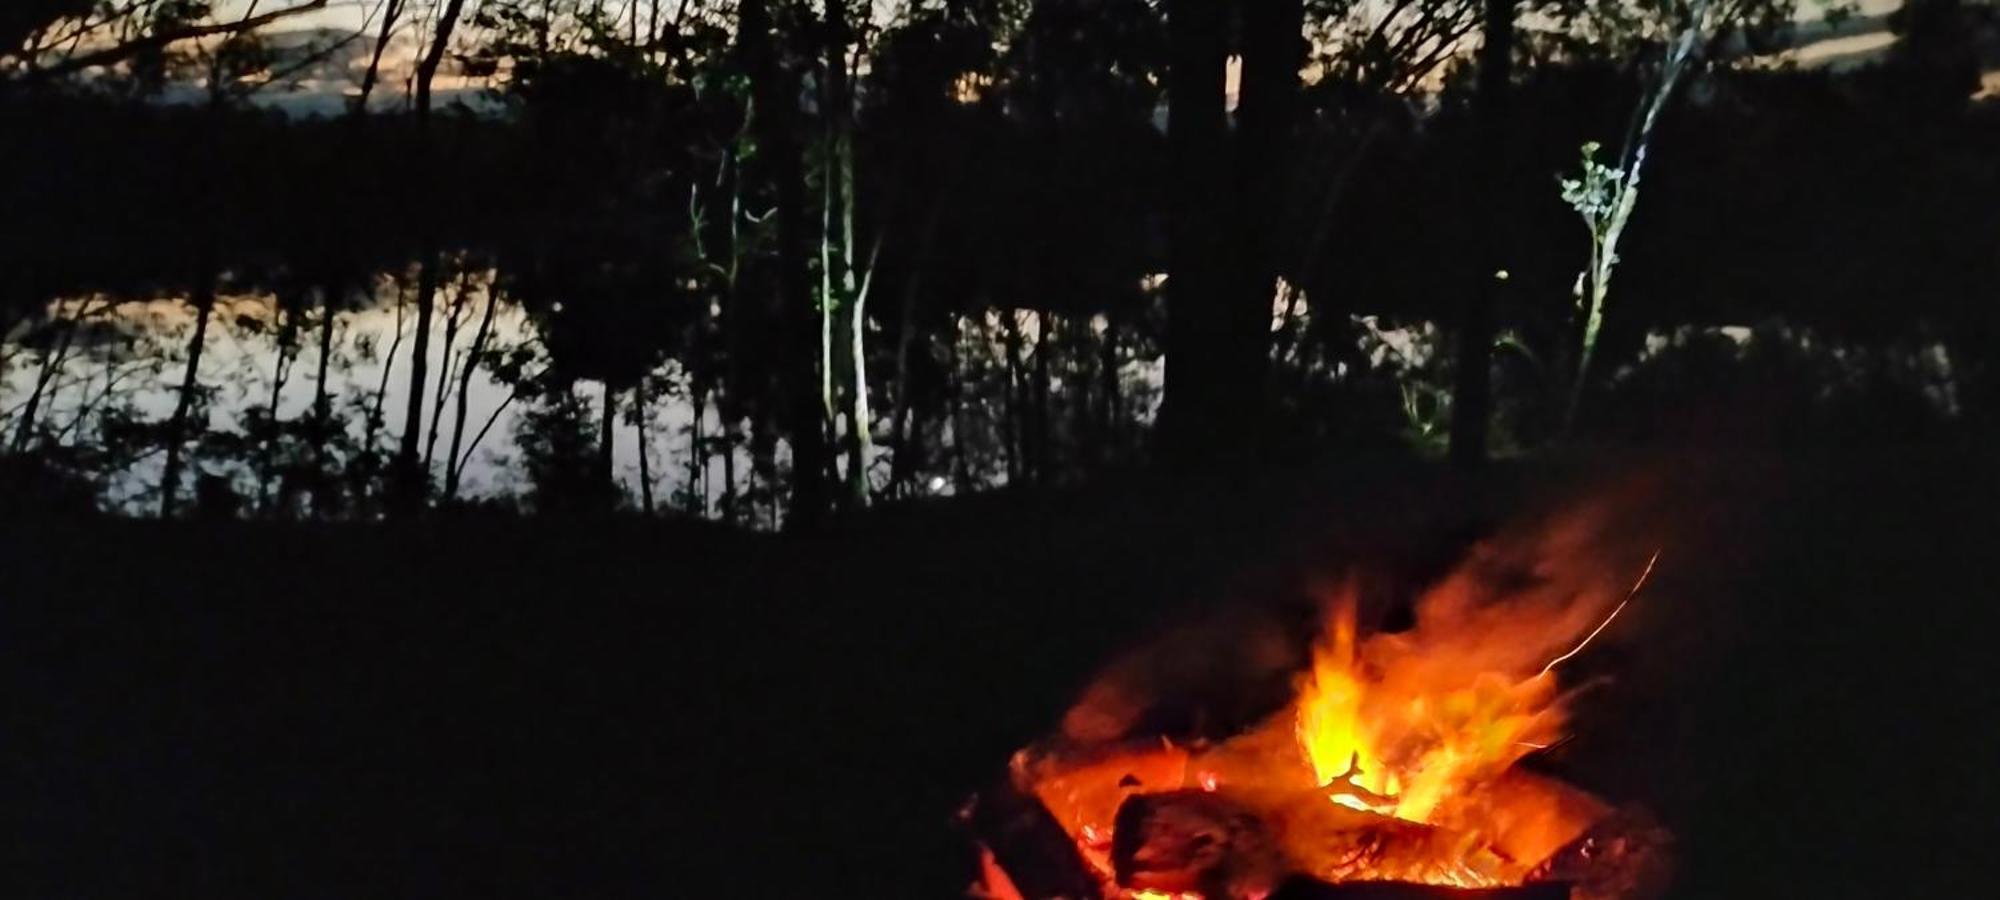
top-left (5, 452), bottom-right (1998, 898)
top-left (2, 0), bottom-right (1997, 523)
top-left (3, 1), bottom-right (1999, 899)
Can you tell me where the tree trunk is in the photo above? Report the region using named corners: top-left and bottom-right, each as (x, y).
top-left (1099, 310), bottom-right (1123, 464)
top-left (390, 0), bottom-right (468, 515)
top-left (1449, 0), bottom-right (1513, 471)
top-left (898, 397), bottom-right (927, 497)
top-left (1032, 308), bottom-right (1053, 483)
top-left (394, 254), bottom-right (439, 508)
top-left (635, 382), bottom-right (654, 515)
top-left (717, 145), bottom-right (744, 525)
top-left (847, 270), bottom-right (872, 502)
top-left (310, 284), bottom-right (338, 516)
top-left (352, 0), bottom-right (403, 116)
top-left (1562, 7), bottom-right (1705, 434)
top-left (443, 277), bottom-right (498, 500)
top-left (888, 275), bottom-right (923, 497)
top-left (258, 288), bottom-right (302, 515)
top-left (159, 270), bottom-right (218, 519)
top-left (887, 195), bottom-right (946, 497)
top-left (947, 318), bottom-right (972, 492)
top-left (598, 380), bottom-right (617, 501)
top-left (364, 281), bottom-right (408, 508)
top-left (12, 304), bottom-right (83, 454)
top-left (739, 0), bottom-right (828, 530)
top-left (1000, 310), bottom-right (1026, 485)
top-left (686, 372), bottom-right (707, 516)
top-left (825, 0), bottom-right (872, 508)
top-left (720, 431), bottom-right (738, 521)
top-left (1067, 317), bottom-right (1094, 473)
top-left (322, 0), bottom-right (392, 515)
top-left (1160, 0), bottom-right (1231, 463)
top-left (423, 268), bottom-right (473, 475)
top-left (1223, 0), bottom-right (1302, 453)
top-left (820, 185), bottom-right (837, 450)
top-left (749, 413), bottom-right (778, 530)
top-left (9, 360), bottom-right (51, 453)
top-left (817, 15), bottom-right (845, 489)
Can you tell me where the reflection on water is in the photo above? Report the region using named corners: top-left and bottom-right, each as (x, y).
top-left (1, 272), bottom-right (757, 517)
top-left (0, 268), bottom-right (1171, 522)
top-left (0, 267), bottom-right (1968, 523)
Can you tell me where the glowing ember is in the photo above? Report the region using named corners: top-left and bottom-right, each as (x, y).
top-left (974, 845), bottom-right (1025, 900)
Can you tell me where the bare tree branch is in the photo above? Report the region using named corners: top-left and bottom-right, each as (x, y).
top-left (11, 0), bottom-right (330, 85)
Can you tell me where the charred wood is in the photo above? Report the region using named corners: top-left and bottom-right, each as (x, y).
top-left (1269, 877), bottom-right (1571, 900)
top-left (1525, 809), bottom-right (1673, 900)
top-left (962, 776), bottom-right (1103, 900)
top-left (1110, 788), bottom-right (1537, 898)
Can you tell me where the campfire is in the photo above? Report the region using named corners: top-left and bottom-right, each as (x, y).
top-left (964, 515), bottom-right (1675, 900)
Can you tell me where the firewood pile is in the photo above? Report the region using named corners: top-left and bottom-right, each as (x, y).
top-left (960, 513), bottom-right (1680, 900)
top-left (964, 767), bottom-right (1672, 900)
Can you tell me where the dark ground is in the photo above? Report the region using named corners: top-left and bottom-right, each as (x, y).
top-left (3, 450), bottom-right (1996, 899)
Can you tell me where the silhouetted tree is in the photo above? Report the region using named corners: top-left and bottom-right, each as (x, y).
top-left (391, 0), bottom-right (470, 515)
top-left (1161, 0), bottom-right (1231, 462)
top-left (1559, 0), bottom-right (1713, 430)
top-left (1449, 0), bottom-right (1515, 469)
top-left (2, 0), bottom-right (329, 88)
top-left (738, 0), bottom-right (829, 529)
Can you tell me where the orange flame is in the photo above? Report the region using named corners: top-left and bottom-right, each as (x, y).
top-left (1009, 529), bottom-right (1666, 899)
top-left (1286, 547), bottom-right (1662, 881)
top-left (1295, 594), bottom-right (1565, 826)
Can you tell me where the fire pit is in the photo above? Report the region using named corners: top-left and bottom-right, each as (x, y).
top-left (963, 521), bottom-right (1674, 900)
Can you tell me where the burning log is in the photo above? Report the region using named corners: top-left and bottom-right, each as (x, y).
top-left (962, 774), bottom-right (1104, 900)
top-left (1110, 789), bottom-right (1288, 897)
top-left (976, 519), bottom-right (1679, 900)
top-left (1524, 809), bottom-right (1672, 900)
top-left (1109, 789), bottom-right (1506, 898)
top-left (1266, 877), bottom-right (1572, 900)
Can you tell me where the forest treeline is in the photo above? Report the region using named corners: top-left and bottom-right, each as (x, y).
top-left (2, 0), bottom-right (1996, 526)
